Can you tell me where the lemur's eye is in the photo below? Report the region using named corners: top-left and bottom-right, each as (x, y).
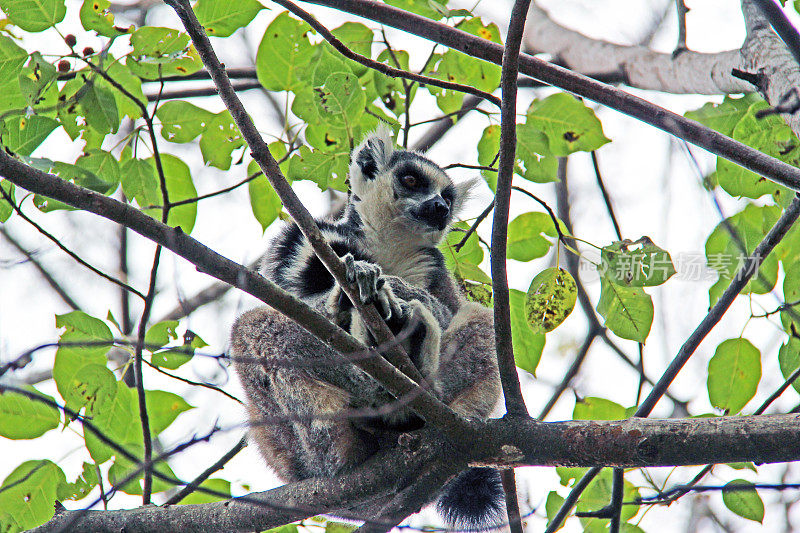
top-left (442, 194), bottom-right (452, 207)
top-left (400, 175), bottom-right (418, 188)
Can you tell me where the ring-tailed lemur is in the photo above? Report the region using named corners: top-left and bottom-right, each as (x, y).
top-left (231, 126), bottom-right (503, 529)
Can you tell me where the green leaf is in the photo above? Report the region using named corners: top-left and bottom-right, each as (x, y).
top-left (506, 211), bottom-right (558, 262)
top-left (80, 0), bottom-right (130, 37)
top-left (120, 158), bottom-right (160, 211)
top-left (722, 479), bottom-right (764, 523)
top-left (325, 522), bottom-right (356, 533)
top-left (577, 469), bottom-right (640, 525)
top-left (0, 36), bottom-right (27, 81)
top-left (597, 278), bottom-right (653, 343)
top-left (707, 338), bottom-right (761, 414)
top-left (385, 0), bottom-right (443, 19)
top-left (573, 397), bottom-right (627, 420)
top-left (199, 111), bottom-right (244, 170)
top-left (525, 267), bottom-right (577, 334)
top-left (440, 221), bottom-right (484, 273)
top-left (18, 52), bottom-right (56, 107)
top-left (685, 94), bottom-right (761, 137)
top-left (155, 153), bottom-right (197, 233)
top-left (477, 124), bottom-right (499, 190)
top-left (256, 11), bottom-right (315, 92)
top-left (526, 93), bottom-right (611, 156)
top-left (195, 0), bottom-right (264, 38)
top-left (313, 72), bottom-right (365, 126)
top-left (144, 320), bottom-right (179, 349)
top-left (178, 478), bottom-right (231, 505)
top-left (98, 61), bottom-right (145, 121)
top-left (146, 389), bottom-right (193, 435)
top-left (372, 48), bottom-right (413, 117)
top-left (510, 289), bottom-right (545, 375)
top-left (52, 311), bottom-right (114, 406)
top-left (600, 237), bottom-right (676, 287)
top-left (0, 180), bottom-right (14, 222)
top-left (716, 100), bottom-right (795, 200)
top-left (0, 115), bottom-right (57, 157)
top-left (705, 204), bottom-right (779, 304)
top-left (76, 149), bottom-right (121, 189)
top-left (57, 462), bottom-right (98, 502)
top-left (516, 121), bottom-right (558, 183)
top-left (544, 491), bottom-right (566, 532)
top-left (127, 27), bottom-right (202, 79)
top-left (330, 22), bottom-right (373, 75)
top-left (108, 448), bottom-right (179, 495)
top-left (157, 101), bottom-right (214, 143)
top-left (83, 381), bottom-right (136, 463)
top-left (286, 145), bottom-right (349, 192)
top-left (0, 460), bottom-right (65, 531)
top-left (62, 363), bottom-right (117, 413)
top-left (248, 155), bottom-right (283, 232)
top-left (0, 386), bottom-right (59, 439)
top-left (778, 336), bottom-right (800, 394)
top-left (264, 525), bottom-right (300, 533)
top-left (0, 0), bottom-right (65, 32)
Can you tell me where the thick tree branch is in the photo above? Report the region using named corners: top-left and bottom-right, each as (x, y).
top-left (492, 0), bottom-right (531, 417)
top-left (31, 413), bottom-right (800, 532)
top-left (523, 3), bottom-right (750, 94)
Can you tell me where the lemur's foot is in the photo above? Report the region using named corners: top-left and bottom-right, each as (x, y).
top-left (342, 254), bottom-right (401, 321)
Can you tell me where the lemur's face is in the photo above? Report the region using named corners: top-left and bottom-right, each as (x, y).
top-left (349, 127), bottom-right (475, 245)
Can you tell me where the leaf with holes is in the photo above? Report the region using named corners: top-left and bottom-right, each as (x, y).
top-left (80, 0), bottom-right (130, 37)
top-left (707, 338), bottom-right (761, 414)
top-left (157, 101), bottom-right (215, 143)
top-left (0, 460), bottom-right (65, 531)
top-left (195, 0), bottom-right (264, 38)
top-left (525, 267), bottom-right (577, 334)
top-left (199, 111), bottom-right (244, 170)
top-left (256, 11), bottom-right (315, 92)
top-left (0, 115), bottom-right (57, 157)
top-left (597, 278), bottom-right (653, 343)
top-left (600, 237), bottom-right (676, 287)
top-left (526, 93), bottom-right (610, 156)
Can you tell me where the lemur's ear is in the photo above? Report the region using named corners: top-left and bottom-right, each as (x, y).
top-left (451, 176), bottom-right (481, 215)
top-left (350, 124), bottom-right (394, 183)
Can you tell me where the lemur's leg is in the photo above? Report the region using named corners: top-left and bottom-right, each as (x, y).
top-left (231, 307), bottom-right (381, 479)
top-left (437, 302), bottom-right (501, 418)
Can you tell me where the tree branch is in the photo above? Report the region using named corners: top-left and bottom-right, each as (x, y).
top-left (492, 0), bottom-right (531, 417)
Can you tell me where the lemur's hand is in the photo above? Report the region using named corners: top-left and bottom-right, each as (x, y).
top-left (342, 254), bottom-right (401, 321)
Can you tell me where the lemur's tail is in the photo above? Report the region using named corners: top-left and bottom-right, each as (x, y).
top-left (436, 467), bottom-right (505, 530)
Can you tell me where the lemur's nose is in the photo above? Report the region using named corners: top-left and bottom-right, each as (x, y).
top-left (420, 196), bottom-right (450, 229)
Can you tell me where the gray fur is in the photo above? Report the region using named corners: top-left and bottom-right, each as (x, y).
top-left (231, 127), bottom-right (501, 518)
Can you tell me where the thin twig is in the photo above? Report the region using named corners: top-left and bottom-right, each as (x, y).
top-left (590, 151), bottom-right (622, 240)
top-left (0, 188), bottom-right (145, 299)
top-left (674, 0), bottom-right (689, 56)
top-left (164, 437), bottom-right (247, 505)
top-left (0, 226), bottom-right (81, 310)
